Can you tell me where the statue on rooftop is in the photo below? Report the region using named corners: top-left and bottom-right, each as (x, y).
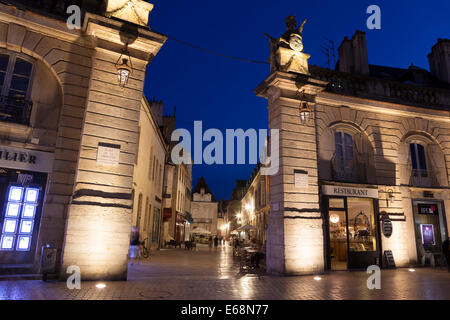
top-left (265, 16), bottom-right (310, 74)
top-left (105, 0), bottom-right (154, 26)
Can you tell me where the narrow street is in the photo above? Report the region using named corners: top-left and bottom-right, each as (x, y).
top-left (0, 244), bottom-right (449, 300)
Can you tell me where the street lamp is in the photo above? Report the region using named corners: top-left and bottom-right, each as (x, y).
top-left (387, 189), bottom-right (395, 206)
top-left (115, 44), bottom-right (133, 87)
top-left (299, 101), bottom-right (312, 124)
top-left (298, 90), bottom-right (312, 125)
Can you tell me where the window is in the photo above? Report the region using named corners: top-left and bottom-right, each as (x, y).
top-left (0, 52), bottom-right (34, 125)
top-left (144, 197), bottom-right (150, 231)
top-left (334, 131), bottom-right (356, 180)
top-left (148, 146), bottom-right (153, 179)
top-left (152, 156), bottom-right (156, 181)
top-left (152, 207), bottom-right (161, 242)
top-left (410, 143), bottom-right (427, 172)
top-left (136, 193), bottom-right (143, 229)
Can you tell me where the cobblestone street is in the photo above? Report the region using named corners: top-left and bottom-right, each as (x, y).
top-left (0, 244), bottom-right (449, 300)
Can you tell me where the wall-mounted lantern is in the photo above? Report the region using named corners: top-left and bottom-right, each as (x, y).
top-left (387, 189), bottom-right (395, 207)
top-left (115, 44), bottom-right (133, 87)
top-left (298, 90), bottom-right (313, 124)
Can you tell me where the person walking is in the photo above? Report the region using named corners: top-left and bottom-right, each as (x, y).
top-left (208, 236), bottom-right (213, 250)
top-left (443, 237), bottom-right (450, 272)
top-left (214, 235), bottom-right (219, 249)
top-left (129, 226), bottom-right (140, 266)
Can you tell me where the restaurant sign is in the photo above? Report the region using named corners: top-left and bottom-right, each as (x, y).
top-left (0, 145), bottom-right (53, 173)
top-left (322, 185), bottom-right (379, 198)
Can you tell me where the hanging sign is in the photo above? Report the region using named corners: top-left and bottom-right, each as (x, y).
top-left (382, 218), bottom-right (393, 238)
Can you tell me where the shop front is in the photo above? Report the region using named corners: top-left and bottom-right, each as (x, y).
top-left (0, 146), bottom-right (53, 274)
top-left (322, 185), bottom-right (380, 270)
top-left (412, 200), bottom-right (448, 266)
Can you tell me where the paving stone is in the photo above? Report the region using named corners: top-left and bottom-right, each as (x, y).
top-left (0, 244), bottom-right (449, 300)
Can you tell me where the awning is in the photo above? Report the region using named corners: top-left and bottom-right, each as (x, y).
top-left (237, 224), bottom-right (257, 231)
top-left (190, 227), bottom-right (211, 234)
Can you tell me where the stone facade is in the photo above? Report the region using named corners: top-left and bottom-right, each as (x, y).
top-left (131, 97), bottom-right (167, 250)
top-left (0, 1), bottom-right (166, 280)
top-left (256, 22), bottom-right (450, 275)
top-left (240, 166), bottom-right (270, 244)
top-left (190, 177), bottom-right (218, 238)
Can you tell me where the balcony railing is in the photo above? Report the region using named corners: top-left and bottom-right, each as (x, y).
top-left (409, 169), bottom-right (440, 188)
top-left (0, 96), bottom-right (33, 126)
top-left (331, 153), bottom-right (367, 183)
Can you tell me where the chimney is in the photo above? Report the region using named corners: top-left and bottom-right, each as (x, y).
top-left (428, 39), bottom-right (450, 84)
top-left (337, 30), bottom-right (369, 75)
top-left (149, 97), bottom-right (164, 127)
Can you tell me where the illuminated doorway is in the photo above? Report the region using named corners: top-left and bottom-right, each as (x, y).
top-left (325, 196), bottom-right (380, 270)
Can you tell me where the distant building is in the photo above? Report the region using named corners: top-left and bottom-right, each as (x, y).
top-left (190, 177), bottom-right (218, 239)
top-left (239, 166), bottom-right (270, 244)
top-left (161, 110), bottom-right (192, 245)
top-left (132, 98), bottom-right (167, 250)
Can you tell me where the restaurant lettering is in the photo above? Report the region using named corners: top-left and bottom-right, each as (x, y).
top-left (0, 150), bottom-right (37, 164)
top-left (333, 187), bottom-right (368, 197)
top-left (322, 185), bottom-right (379, 198)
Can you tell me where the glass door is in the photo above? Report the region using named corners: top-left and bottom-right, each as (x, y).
top-left (327, 197), bottom-right (348, 270)
top-left (326, 196), bottom-right (379, 270)
top-left (347, 197), bottom-right (379, 269)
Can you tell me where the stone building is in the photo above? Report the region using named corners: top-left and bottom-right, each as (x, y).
top-left (161, 110), bottom-right (193, 245)
top-left (190, 177), bottom-right (218, 239)
top-left (132, 97), bottom-right (167, 250)
top-left (255, 17), bottom-right (450, 275)
top-left (240, 165), bottom-right (270, 244)
top-left (227, 180), bottom-right (246, 237)
top-left (0, 0), bottom-right (166, 280)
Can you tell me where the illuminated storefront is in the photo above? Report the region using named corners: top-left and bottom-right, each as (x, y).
top-left (322, 186), bottom-right (380, 270)
top-left (0, 146), bottom-right (53, 273)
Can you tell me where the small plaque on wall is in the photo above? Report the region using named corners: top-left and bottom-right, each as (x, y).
top-left (97, 142), bottom-right (121, 165)
top-left (271, 202), bottom-right (279, 212)
top-left (294, 169), bottom-right (309, 188)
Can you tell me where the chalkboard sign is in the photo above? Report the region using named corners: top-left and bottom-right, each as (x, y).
top-left (382, 218), bottom-right (393, 238)
top-left (384, 250), bottom-right (396, 269)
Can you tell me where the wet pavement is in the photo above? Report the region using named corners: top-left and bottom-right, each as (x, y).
top-left (0, 244), bottom-right (449, 300)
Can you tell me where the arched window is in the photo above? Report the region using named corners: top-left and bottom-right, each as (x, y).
top-left (0, 52), bottom-right (34, 125)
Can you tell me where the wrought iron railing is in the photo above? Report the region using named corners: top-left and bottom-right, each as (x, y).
top-left (0, 96), bottom-right (33, 125)
top-left (331, 153), bottom-right (367, 183)
top-left (409, 169), bottom-right (440, 188)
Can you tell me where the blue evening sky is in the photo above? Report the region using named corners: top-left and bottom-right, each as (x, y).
top-left (143, 0), bottom-right (450, 200)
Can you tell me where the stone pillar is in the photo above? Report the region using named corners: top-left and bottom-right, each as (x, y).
top-left (60, 14), bottom-right (166, 280)
top-left (255, 72), bottom-right (327, 275)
